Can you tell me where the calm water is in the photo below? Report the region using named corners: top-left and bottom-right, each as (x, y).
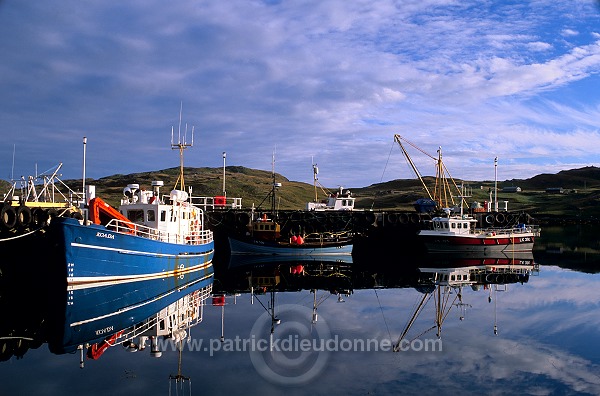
top-left (2, 225), bottom-right (600, 396)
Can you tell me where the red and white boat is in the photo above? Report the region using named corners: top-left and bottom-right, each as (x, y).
top-left (418, 211), bottom-right (540, 253)
top-left (392, 135), bottom-right (541, 253)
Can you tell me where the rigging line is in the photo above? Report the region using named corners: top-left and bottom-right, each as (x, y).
top-left (380, 138), bottom-right (398, 183)
top-left (397, 134), bottom-right (437, 160)
top-left (403, 291), bottom-right (432, 333)
top-left (295, 291), bottom-right (312, 305)
top-left (316, 292), bottom-right (331, 306)
top-left (373, 288), bottom-right (393, 343)
top-left (410, 325), bottom-right (437, 342)
top-left (372, 138), bottom-right (398, 209)
top-left (253, 293), bottom-right (270, 315)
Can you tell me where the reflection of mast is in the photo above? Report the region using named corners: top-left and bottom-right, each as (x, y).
top-left (312, 289), bottom-right (318, 324)
top-left (248, 270), bottom-right (281, 347)
top-left (212, 295), bottom-right (226, 342)
top-left (393, 291), bottom-right (431, 352)
top-left (488, 283), bottom-right (504, 335)
top-left (393, 284), bottom-right (461, 352)
top-left (169, 340), bottom-right (191, 396)
top-left (454, 287), bottom-right (472, 321)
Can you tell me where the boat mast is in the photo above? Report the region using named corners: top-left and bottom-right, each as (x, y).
top-left (270, 149), bottom-right (280, 216)
top-left (434, 147), bottom-right (447, 209)
top-left (171, 102), bottom-right (194, 192)
top-left (394, 134), bottom-right (468, 211)
top-left (394, 134), bottom-right (435, 202)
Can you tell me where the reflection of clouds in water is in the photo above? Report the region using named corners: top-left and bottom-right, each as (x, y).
top-left (508, 266), bottom-right (600, 306)
top-left (141, 266), bottom-right (600, 395)
top-left (318, 319), bottom-right (600, 395)
top-left (310, 270), bottom-right (600, 395)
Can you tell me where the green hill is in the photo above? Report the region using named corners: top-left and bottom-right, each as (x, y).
top-left (2, 166), bottom-right (600, 221)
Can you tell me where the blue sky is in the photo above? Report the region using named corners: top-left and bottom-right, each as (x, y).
top-left (1, 1), bottom-right (600, 189)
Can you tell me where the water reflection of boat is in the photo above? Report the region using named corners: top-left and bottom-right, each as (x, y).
top-left (52, 122), bottom-right (214, 292)
top-left (228, 252), bottom-right (352, 269)
top-left (85, 279), bottom-right (213, 363)
top-left (221, 258), bottom-right (354, 297)
top-left (52, 265), bottom-right (214, 356)
top-left (418, 260), bottom-right (537, 289)
top-left (0, 255), bottom-right (214, 362)
top-left (392, 253), bottom-right (538, 351)
top-left (420, 251), bottom-right (536, 268)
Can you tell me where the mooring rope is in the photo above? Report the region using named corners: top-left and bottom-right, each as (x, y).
top-left (0, 225), bottom-right (45, 242)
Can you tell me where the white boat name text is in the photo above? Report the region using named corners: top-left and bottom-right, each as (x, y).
top-left (95, 326), bottom-right (114, 336)
top-left (96, 232), bottom-right (115, 239)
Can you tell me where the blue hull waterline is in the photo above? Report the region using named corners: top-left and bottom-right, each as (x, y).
top-left (228, 236), bottom-right (353, 256)
top-left (56, 217), bottom-right (214, 287)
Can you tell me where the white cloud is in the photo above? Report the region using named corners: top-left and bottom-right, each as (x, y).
top-left (0, 0), bottom-right (600, 187)
top-left (562, 28), bottom-right (579, 36)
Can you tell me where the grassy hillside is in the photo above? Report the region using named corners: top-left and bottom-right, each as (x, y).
top-left (2, 166), bottom-right (600, 221)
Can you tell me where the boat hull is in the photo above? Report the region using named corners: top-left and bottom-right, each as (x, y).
top-left (228, 236), bottom-right (352, 256)
top-left (419, 233), bottom-right (536, 253)
top-left (53, 217), bottom-right (214, 289)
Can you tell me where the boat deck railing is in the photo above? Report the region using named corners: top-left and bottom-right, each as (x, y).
top-left (476, 224), bottom-right (541, 236)
top-left (188, 195), bottom-right (243, 210)
top-left (105, 218), bottom-right (214, 245)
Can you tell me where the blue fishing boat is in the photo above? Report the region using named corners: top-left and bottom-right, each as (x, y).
top-left (53, 115), bottom-right (214, 291)
top-left (228, 224), bottom-right (353, 256)
top-left (228, 154), bottom-right (354, 256)
top-left (50, 115), bottom-right (215, 352)
top-left (54, 186), bottom-right (214, 290)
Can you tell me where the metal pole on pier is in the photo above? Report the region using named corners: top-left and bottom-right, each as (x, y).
top-left (82, 136), bottom-right (87, 204)
top-left (222, 151), bottom-right (226, 198)
top-left (494, 157), bottom-right (498, 212)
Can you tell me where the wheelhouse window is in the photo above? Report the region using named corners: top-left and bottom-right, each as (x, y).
top-left (147, 210), bottom-right (156, 222)
top-left (127, 209), bottom-right (144, 224)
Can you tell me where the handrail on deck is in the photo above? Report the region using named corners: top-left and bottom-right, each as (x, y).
top-left (105, 218), bottom-right (213, 245)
